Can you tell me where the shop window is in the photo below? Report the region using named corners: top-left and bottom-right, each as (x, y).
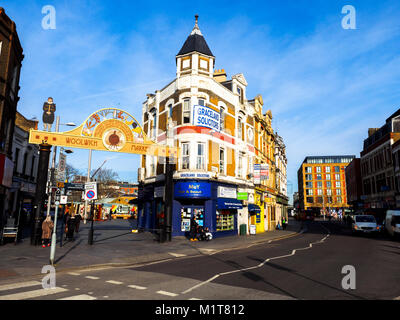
top-left (216, 210), bottom-right (234, 231)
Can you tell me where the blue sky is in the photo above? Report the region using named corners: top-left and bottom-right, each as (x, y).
top-left (2, 0), bottom-right (400, 200)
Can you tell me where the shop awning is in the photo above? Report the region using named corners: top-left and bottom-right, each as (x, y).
top-left (248, 204), bottom-right (261, 215)
top-left (217, 198), bottom-right (243, 210)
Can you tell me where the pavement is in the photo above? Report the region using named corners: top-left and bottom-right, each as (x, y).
top-left (0, 217), bottom-right (303, 281)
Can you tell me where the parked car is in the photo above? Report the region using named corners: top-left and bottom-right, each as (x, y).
top-left (351, 215), bottom-right (380, 235)
top-left (385, 210), bottom-right (400, 239)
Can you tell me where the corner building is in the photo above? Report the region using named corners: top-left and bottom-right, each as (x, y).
top-left (137, 17), bottom-right (283, 237)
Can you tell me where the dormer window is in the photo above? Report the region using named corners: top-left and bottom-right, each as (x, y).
top-left (237, 86), bottom-right (243, 103)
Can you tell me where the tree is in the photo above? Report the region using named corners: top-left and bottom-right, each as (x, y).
top-left (65, 163), bottom-right (81, 182)
top-left (90, 168), bottom-right (120, 199)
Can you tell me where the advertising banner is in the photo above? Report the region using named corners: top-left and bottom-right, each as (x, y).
top-left (217, 186), bottom-right (237, 199)
top-left (254, 164), bottom-right (261, 185)
top-left (174, 182), bottom-right (211, 199)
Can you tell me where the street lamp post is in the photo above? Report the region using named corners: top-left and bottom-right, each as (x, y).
top-left (46, 116), bottom-right (75, 260)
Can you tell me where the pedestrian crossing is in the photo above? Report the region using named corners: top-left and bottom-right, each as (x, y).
top-left (0, 280), bottom-right (95, 300)
top-left (0, 275), bottom-right (197, 300)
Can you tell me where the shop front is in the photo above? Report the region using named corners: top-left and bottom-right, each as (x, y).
top-left (237, 189), bottom-right (252, 235)
top-left (172, 181), bottom-right (240, 238)
top-left (252, 190), bottom-right (265, 233)
top-left (173, 181), bottom-right (211, 237)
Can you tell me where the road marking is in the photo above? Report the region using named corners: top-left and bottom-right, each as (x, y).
top-left (128, 285), bottom-right (147, 290)
top-left (168, 252), bottom-right (187, 257)
top-left (157, 290), bottom-right (178, 297)
top-left (59, 294), bottom-right (96, 300)
top-left (0, 287), bottom-right (68, 300)
top-left (85, 276), bottom-right (100, 280)
top-left (0, 281), bottom-right (41, 292)
top-left (182, 231), bottom-right (331, 295)
top-left (75, 288), bottom-right (80, 291)
top-left (189, 298), bottom-right (202, 300)
top-left (106, 280), bottom-right (123, 285)
top-left (67, 272), bottom-right (80, 276)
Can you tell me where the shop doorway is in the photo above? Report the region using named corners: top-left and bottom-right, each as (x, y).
top-left (180, 206), bottom-right (204, 233)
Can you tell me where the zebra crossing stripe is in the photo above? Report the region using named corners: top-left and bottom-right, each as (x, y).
top-left (0, 287), bottom-right (68, 300)
top-left (59, 294), bottom-right (96, 300)
top-left (0, 281), bottom-right (41, 292)
top-left (156, 290), bottom-right (178, 297)
top-left (106, 280), bottom-right (123, 285)
top-left (128, 285), bottom-right (147, 290)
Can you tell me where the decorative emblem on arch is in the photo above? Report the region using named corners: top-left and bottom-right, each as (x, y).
top-left (29, 107), bottom-right (178, 158)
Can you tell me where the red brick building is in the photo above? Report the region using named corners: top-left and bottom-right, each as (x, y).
top-left (345, 158), bottom-right (362, 210)
top-left (0, 7), bottom-right (24, 227)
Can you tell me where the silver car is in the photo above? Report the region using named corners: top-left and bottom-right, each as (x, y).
top-left (351, 215), bottom-right (380, 234)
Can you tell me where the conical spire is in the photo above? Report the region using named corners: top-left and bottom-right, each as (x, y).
top-left (177, 15), bottom-right (214, 57)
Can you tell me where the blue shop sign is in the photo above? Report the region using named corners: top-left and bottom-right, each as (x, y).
top-left (174, 181), bottom-right (211, 199)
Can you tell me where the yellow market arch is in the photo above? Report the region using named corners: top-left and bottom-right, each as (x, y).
top-left (29, 108), bottom-right (178, 157)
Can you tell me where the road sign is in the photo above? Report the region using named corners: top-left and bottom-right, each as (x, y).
top-left (55, 188), bottom-right (61, 202)
top-left (84, 182), bottom-right (97, 201)
top-left (60, 195), bottom-right (68, 204)
top-left (64, 183), bottom-right (85, 191)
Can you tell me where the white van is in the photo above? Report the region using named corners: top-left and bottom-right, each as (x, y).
top-left (385, 210), bottom-right (400, 238)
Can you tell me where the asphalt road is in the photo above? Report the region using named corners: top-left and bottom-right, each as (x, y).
top-left (0, 220), bottom-right (399, 300)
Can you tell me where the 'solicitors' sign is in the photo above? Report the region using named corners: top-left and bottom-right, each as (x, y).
top-left (193, 105), bottom-right (220, 131)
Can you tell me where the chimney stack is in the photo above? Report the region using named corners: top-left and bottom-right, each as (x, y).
top-left (213, 69), bottom-right (227, 83)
